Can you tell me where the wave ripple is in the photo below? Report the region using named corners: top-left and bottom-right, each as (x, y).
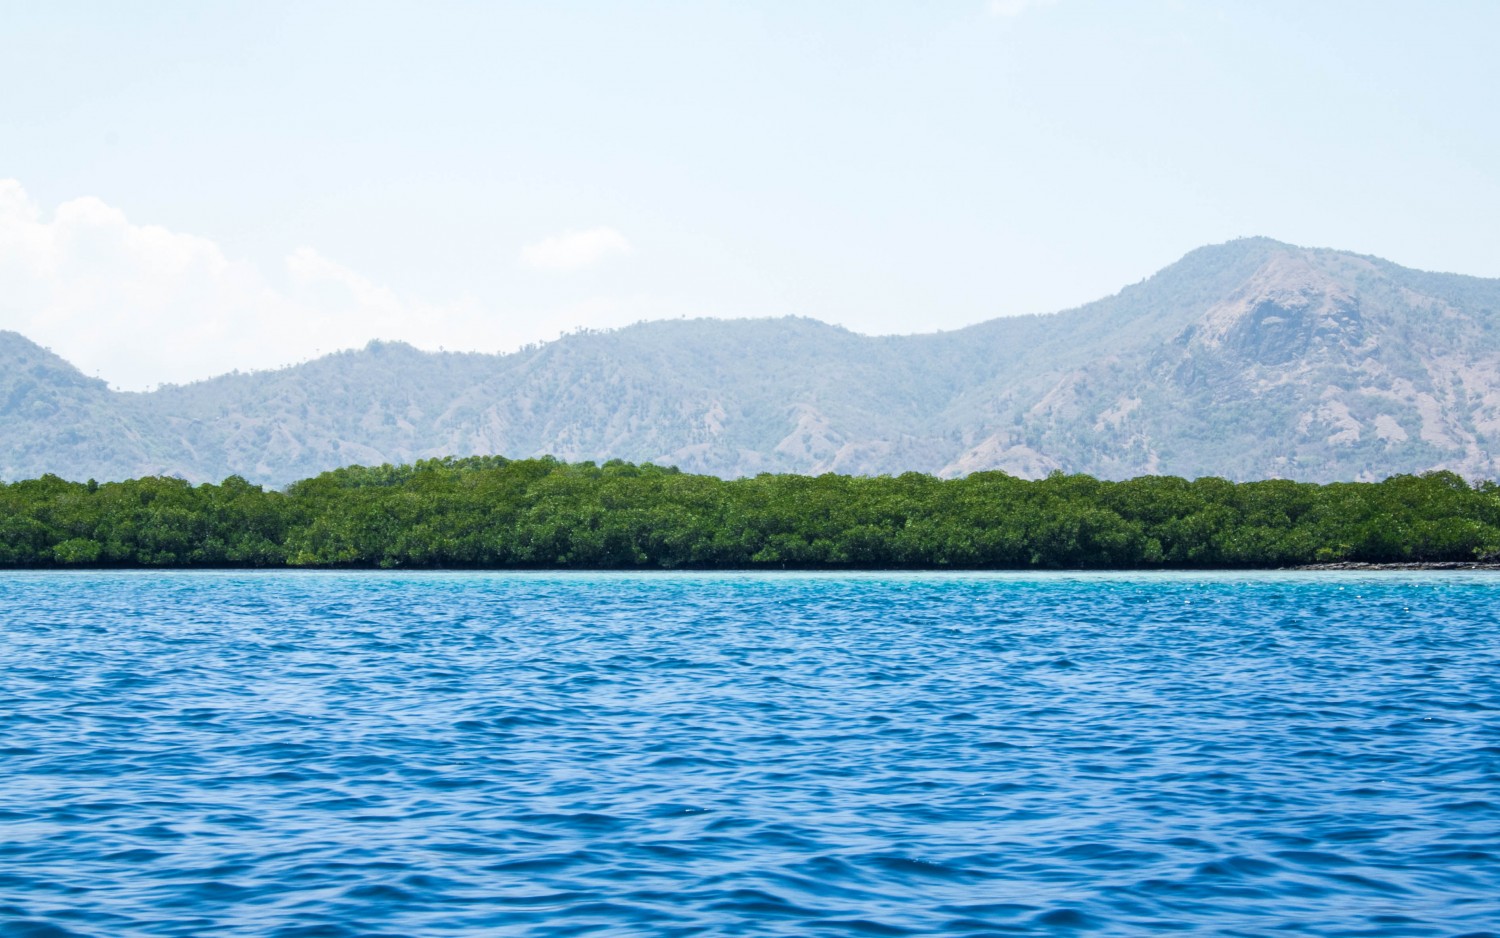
top-left (3, 571), bottom-right (1500, 935)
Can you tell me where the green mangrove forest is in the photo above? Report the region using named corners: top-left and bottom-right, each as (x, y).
top-left (2, 456), bottom-right (1499, 568)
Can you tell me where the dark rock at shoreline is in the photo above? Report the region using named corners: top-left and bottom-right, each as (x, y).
top-left (1294, 561), bottom-right (1500, 571)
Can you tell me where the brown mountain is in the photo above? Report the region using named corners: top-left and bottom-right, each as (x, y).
top-left (4, 238), bottom-right (1499, 485)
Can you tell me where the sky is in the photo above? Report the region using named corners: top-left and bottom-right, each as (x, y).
top-left (2, 1), bottom-right (1497, 390)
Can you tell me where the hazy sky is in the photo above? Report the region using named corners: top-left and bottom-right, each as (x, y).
top-left (2, 1), bottom-right (1497, 389)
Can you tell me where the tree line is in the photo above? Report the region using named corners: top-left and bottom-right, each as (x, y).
top-left (2, 456), bottom-right (1498, 568)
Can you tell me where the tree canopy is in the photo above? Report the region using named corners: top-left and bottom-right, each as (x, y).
top-left (3, 457), bottom-right (1498, 569)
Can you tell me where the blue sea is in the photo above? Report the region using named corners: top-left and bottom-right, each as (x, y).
top-left (2, 572), bottom-right (1499, 937)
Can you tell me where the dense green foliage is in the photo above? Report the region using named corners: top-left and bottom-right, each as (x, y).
top-left (3, 456), bottom-right (1499, 568)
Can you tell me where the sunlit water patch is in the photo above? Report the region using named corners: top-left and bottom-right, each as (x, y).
top-left (2, 571), bottom-right (1499, 936)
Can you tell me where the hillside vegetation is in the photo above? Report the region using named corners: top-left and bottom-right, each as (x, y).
top-left (3, 458), bottom-right (1498, 569)
top-left (5, 238), bottom-right (1500, 484)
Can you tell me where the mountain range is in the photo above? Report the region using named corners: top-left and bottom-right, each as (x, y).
top-left (5, 237), bottom-right (1500, 486)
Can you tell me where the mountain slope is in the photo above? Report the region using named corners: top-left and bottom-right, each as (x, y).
top-left (4, 238), bottom-right (1500, 485)
top-left (0, 332), bottom-right (161, 480)
top-left (981, 245), bottom-right (1500, 479)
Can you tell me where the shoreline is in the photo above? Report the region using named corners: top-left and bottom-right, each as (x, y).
top-left (1291, 561), bottom-right (1500, 571)
top-left (4, 562), bottom-right (1500, 573)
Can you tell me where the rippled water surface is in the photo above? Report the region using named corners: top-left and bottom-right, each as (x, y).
top-left (3, 572), bottom-right (1500, 936)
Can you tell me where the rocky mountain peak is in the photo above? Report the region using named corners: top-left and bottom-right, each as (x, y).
top-left (1187, 253), bottom-right (1368, 366)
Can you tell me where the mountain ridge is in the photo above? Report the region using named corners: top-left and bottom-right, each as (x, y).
top-left (5, 237), bottom-right (1500, 485)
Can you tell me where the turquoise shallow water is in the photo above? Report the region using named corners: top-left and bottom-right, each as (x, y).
top-left (2, 571), bottom-right (1499, 936)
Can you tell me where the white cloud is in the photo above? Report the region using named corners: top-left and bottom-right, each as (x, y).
top-left (0, 180), bottom-right (647, 390)
top-left (987, 0), bottom-right (1057, 17)
top-left (520, 226), bottom-right (631, 271)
